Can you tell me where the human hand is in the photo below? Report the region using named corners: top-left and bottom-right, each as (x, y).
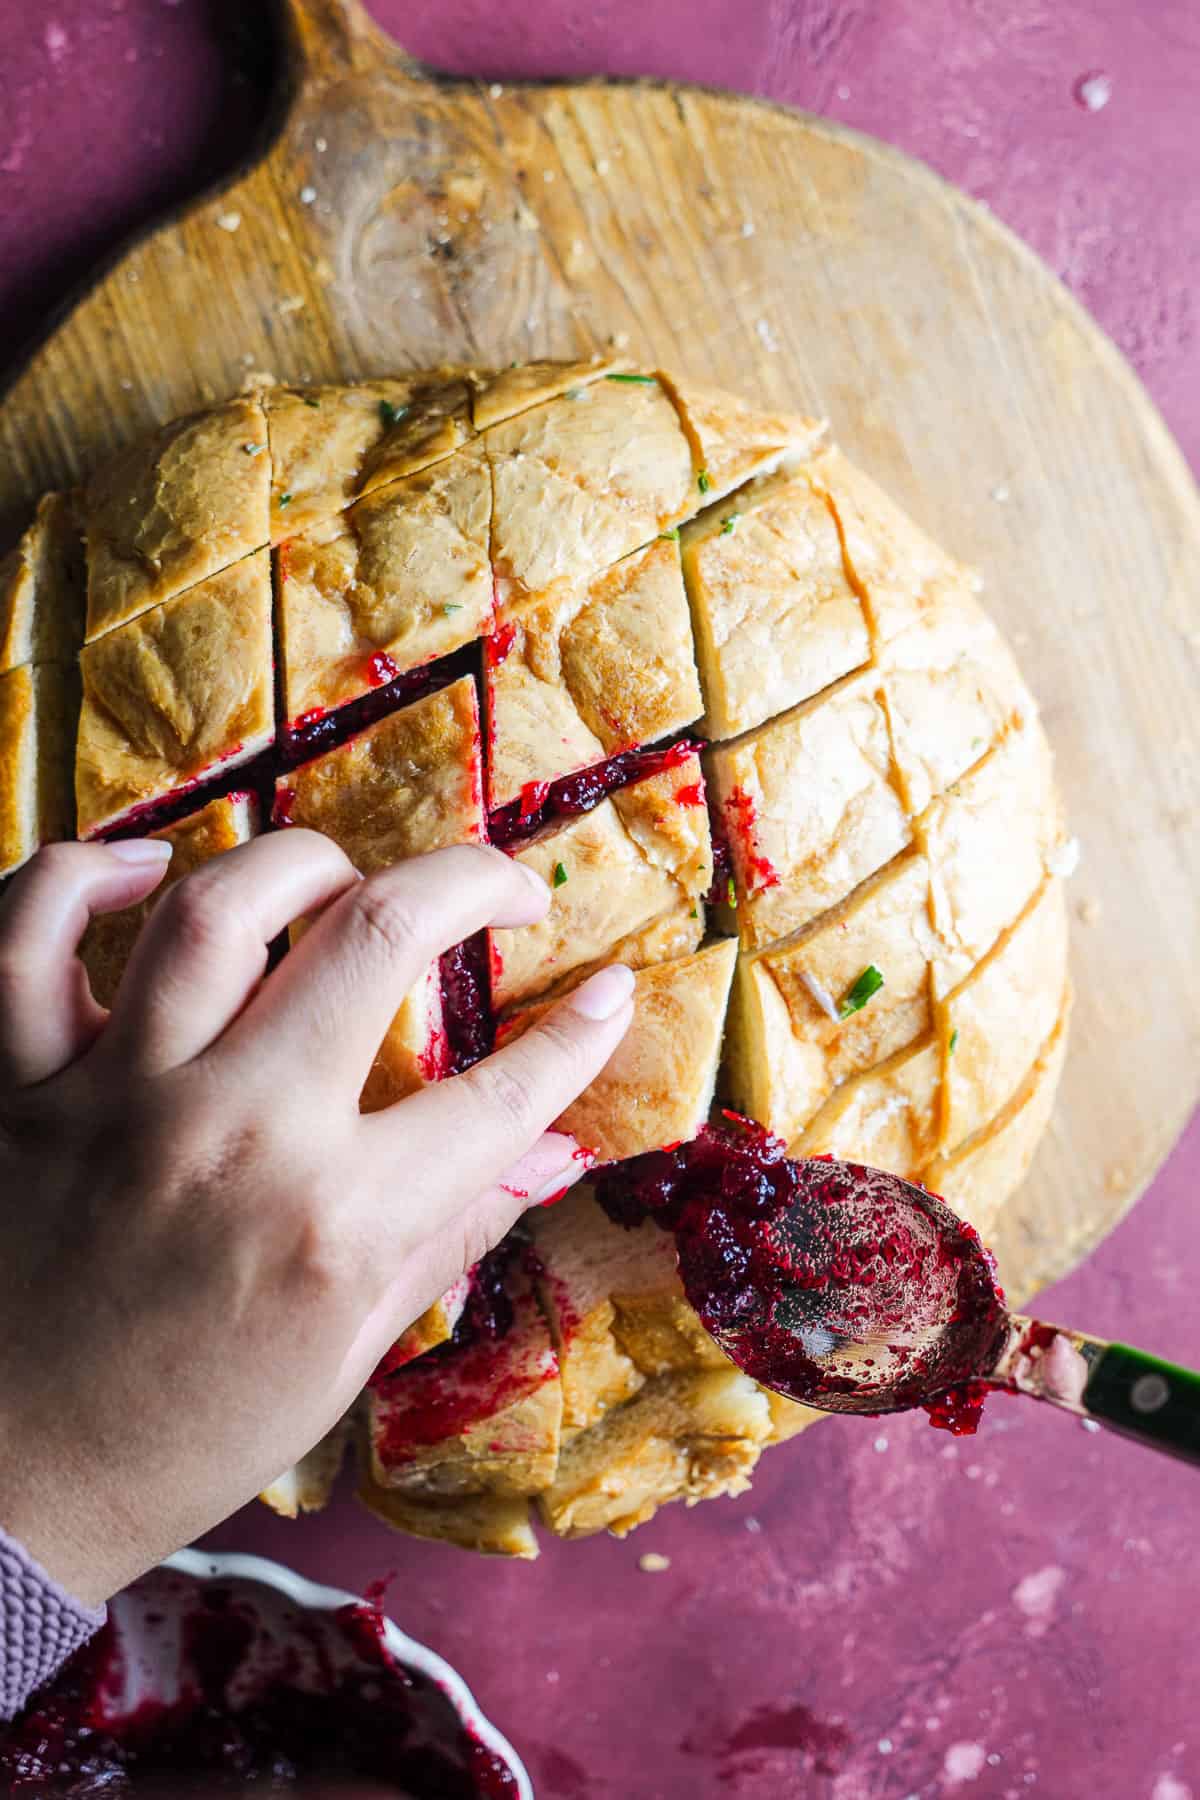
top-left (0, 834), bottom-right (633, 1607)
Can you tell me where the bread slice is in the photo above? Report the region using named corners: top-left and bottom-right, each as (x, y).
top-left (278, 444), bottom-right (492, 725)
top-left (529, 1190), bottom-right (657, 1435)
top-left (491, 753), bottom-right (711, 1011)
top-left (275, 674), bottom-right (485, 868)
top-left (917, 722), bottom-right (1064, 995)
top-left (498, 940), bottom-right (737, 1163)
top-left (384, 1276), bottom-right (472, 1372)
top-left (878, 578), bottom-right (1035, 816)
top-left (367, 1255), bottom-right (562, 1500)
top-left (84, 398), bottom-right (270, 640)
top-left (265, 377), bottom-right (446, 542)
top-left (486, 374), bottom-right (693, 603)
top-left (706, 666), bottom-right (911, 951)
top-left (928, 1003), bottom-right (1071, 1238)
top-left (79, 791), bottom-right (257, 1006)
top-left (355, 379), bottom-right (475, 500)
top-left (260, 1418), bottom-right (351, 1519)
top-left (0, 492), bottom-right (85, 673)
top-left (723, 848), bottom-right (935, 1142)
top-left (939, 877), bottom-right (1069, 1154)
top-left (0, 661), bottom-right (80, 879)
top-left (681, 463), bottom-right (869, 741)
top-left (796, 1032), bottom-right (942, 1179)
top-left (357, 1468), bottom-right (539, 1559)
top-left (467, 355), bottom-right (621, 433)
top-left (484, 534), bottom-right (703, 807)
top-left (800, 443), bottom-right (972, 650)
top-left (75, 550), bottom-right (274, 837)
top-left (538, 1367), bottom-right (771, 1539)
top-left (655, 373), bottom-right (822, 508)
top-left (534, 1184), bottom-right (730, 1385)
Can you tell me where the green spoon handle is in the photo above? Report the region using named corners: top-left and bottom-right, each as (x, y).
top-left (1082, 1341), bottom-right (1200, 1465)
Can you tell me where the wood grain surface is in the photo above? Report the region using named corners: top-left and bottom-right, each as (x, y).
top-left (1, 0), bottom-right (1196, 1304)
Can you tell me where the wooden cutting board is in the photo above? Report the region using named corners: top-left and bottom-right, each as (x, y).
top-left (2, 0), bottom-right (1197, 1304)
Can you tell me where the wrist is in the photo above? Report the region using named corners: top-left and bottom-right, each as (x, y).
top-left (0, 1469), bottom-right (129, 1612)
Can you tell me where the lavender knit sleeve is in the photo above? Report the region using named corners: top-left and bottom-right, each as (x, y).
top-left (0, 1525), bottom-right (106, 1722)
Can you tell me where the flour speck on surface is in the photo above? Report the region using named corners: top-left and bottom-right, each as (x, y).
top-left (1012, 1565), bottom-right (1065, 1637)
top-left (1151, 1775), bottom-right (1193, 1800)
top-left (944, 1741), bottom-right (988, 1783)
top-left (1073, 70), bottom-right (1113, 111)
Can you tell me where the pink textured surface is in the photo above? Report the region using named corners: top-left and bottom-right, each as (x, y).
top-left (3, 4), bottom-right (1198, 1795)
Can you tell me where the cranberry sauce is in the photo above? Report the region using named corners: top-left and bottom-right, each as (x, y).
top-left (0, 1573), bottom-right (519, 1797)
top-left (279, 641), bottom-right (479, 768)
top-left (487, 737), bottom-right (702, 847)
top-left (97, 748), bottom-right (278, 844)
top-left (440, 932), bottom-right (495, 1072)
top-left (368, 1235), bottom-right (521, 1391)
top-left (368, 1238), bottom-right (558, 1467)
top-left (594, 1120), bottom-right (1008, 1430)
top-left (721, 783), bottom-right (781, 893)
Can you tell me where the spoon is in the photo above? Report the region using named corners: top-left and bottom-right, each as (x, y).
top-left (598, 1125), bottom-right (1200, 1457)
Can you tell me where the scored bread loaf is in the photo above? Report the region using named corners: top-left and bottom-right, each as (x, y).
top-left (0, 359), bottom-right (1071, 1553)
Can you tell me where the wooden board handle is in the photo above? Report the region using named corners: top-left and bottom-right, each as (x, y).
top-left (277, 0), bottom-right (414, 77)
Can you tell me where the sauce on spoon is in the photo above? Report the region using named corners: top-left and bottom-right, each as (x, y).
top-left (596, 1118), bottom-right (1021, 1433)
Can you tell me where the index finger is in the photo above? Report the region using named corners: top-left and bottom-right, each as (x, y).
top-left (215, 843), bottom-right (549, 1101)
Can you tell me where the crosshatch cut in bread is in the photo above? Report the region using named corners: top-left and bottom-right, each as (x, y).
top-left (0, 360), bottom-right (1073, 1554)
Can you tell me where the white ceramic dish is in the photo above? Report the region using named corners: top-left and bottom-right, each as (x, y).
top-left (99, 1546), bottom-right (534, 1797)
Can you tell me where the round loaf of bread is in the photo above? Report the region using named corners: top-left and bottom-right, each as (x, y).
top-left (0, 359), bottom-right (1071, 1555)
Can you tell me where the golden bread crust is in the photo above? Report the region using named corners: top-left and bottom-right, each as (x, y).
top-left (259, 1420), bottom-right (352, 1519)
top-left (75, 550), bottom-right (274, 837)
top-left (918, 722), bottom-right (1063, 994)
top-left (487, 376), bottom-right (693, 600)
top-left (277, 675), bottom-right (484, 868)
top-left (0, 492), bottom-right (85, 673)
top-left (682, 465), bottom-right (870, 739)
top-left (356, 1472), bottom-right (539, 1558)
top-left (802, 443), bottom-right (972, 647)
top-left (84, 399), bottom-right (270, 640)
top-left (879, 577), bottom-right (1034, 814)
top-left (708, 668), bottom-right (911, 950)
top-left (279, 445), bottom-right (492, 723)
top-left (929, 1003), bottom-right (1071, 1238)
top-left (724, 849), bottom-right (935, 1143)
top-left (940, 877), bottom-right (1069, 1153)
top-left (499, 940), bottom-right (737, 1162)
top-left (657, 374), bottom-right (822, 504)
top-left (265, 377), bottom-right (443, 541)
top-left (491, 754), bottom-right (711, 1011)
top-left (796, 1033), bottom-right (942, 1177)
top-left (468, 356), bottom-right (622, 432)
top-left (486, 535), bottom-right (703, 807)
top-left (0, 661), bottom-right (80, 878)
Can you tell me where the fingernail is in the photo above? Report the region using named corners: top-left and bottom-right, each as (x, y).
top-left (107, 837), bottom-right (173, 865)
top-left (516, 860), bottom-right (549, 897)
top-left (530, 1163), bottom-right (588, 1206)
top-left (568, 963), bottom-right (635, 1021)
